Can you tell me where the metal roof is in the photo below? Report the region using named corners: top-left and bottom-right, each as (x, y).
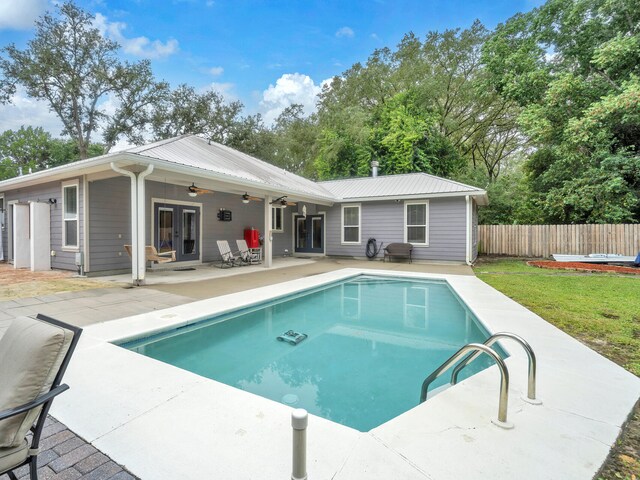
top-left (318, 173), bottom-right (488, 203)
top-left (127, 135), bottom-right (335, 201)
top-left (0, 135), bottom-right (487, 204)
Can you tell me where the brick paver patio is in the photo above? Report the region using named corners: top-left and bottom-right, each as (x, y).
top-left (1, 417), bottom-right (137, 480)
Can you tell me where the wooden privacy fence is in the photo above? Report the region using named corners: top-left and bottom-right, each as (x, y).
top-left (479, 224), bottom-right (640, 258)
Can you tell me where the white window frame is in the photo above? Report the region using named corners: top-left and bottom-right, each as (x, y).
top-left (404, 200), bottom-right (429, 246)
top-left (341, 203), bottom-right (361, 245)
top-left (62, 180), bottom-right (80, 250)
top-left (271, 206), bottom-right (284, 232)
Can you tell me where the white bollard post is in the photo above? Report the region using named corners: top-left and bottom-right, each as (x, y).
top-left (291, 408), bottom-right (308, 480)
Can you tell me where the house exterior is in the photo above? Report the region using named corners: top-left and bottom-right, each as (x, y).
top-left (0, 135), bottom-right (487, 284)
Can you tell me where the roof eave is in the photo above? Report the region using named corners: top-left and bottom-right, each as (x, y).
top-left (0, 151), bottom-right (336, 206)
top-left (336, 190), bottom-right (488, 203)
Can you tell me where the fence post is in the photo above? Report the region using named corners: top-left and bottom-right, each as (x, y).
top-left (292, 409), bottom-right (308, 480)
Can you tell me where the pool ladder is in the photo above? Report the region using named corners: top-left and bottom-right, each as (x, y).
top-left (419, 332), bottom-right (541, 429)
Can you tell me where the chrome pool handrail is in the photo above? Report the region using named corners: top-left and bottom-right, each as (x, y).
top-left (419, 343), bottom-right (510, 424)
top-left (451, 332), bottom-right (538, 402)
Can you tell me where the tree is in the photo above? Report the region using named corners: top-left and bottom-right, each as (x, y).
top-left (0, 2), bottom-right (167, 158)
top-left (0, 126), bottom-right (104, 180)
top-left (149, 84), bottom-right (245, 144)
top-left (314, 21), bottom-right (524, 182)
top-left (483, 0), bottom-right (640, 223)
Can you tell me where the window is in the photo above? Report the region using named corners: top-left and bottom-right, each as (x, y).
top-left (62, 181), bottom-right (79, 248)
top-left (341, 204), bottom-right (360, 244)
top-left (271, 207), bottom-right (283, 232)
top-left (405, 201), bottom-right (428, 245)
top-left (0, 194), bottom-right (4, 230)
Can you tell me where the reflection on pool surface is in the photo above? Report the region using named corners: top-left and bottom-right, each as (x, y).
top-left (121, 275), bottom-right (503, 431)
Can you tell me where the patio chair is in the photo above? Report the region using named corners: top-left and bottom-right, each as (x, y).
top-left (216, 240), bottom-right (242, 268)
top-left (0, 314), bottom-right (82, 480)
top-left (236, 239), bottom-right (261, 265)
top-left (124, 245), bottom-right (176, 265)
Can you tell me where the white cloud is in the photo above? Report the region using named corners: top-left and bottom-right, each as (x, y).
top-left (0, 0), bottom-right (47, 30)
top-left (208, 66), bottom-right (224, 76)
top-left (94, 13), bottom-right (179, 59)
top-left (259, 73), bottom-right (329, 125)
top-left (0, 87), bottom-right (64, 135)
top-left (335, 26), bottom-right (354, 38)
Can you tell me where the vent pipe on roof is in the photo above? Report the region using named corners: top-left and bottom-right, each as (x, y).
top-left (18, 166), bottom-right (23, 176)
top-left (371, 160), bottom-right (379, 178)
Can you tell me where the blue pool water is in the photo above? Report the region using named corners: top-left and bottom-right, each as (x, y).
top-left (121, 275), bottom-right (503, 431)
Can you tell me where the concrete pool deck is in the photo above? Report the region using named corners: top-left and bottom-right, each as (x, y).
top-left (47, 268), bottom-right (640, 480)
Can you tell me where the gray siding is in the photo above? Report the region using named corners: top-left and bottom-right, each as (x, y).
top-left (87, 179), bottom-right (300, 272)
top-left (2, 178), bottom-right (84, 271)
top-left (145, 181), bottom-right (294, 262)
top-left (88, 177), bottom-right (132, 272)
top-left (325, 197), bottom-right (467, 262)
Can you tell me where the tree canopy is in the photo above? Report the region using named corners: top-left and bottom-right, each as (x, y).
top-left (0, 1), bottom-right (167, 158)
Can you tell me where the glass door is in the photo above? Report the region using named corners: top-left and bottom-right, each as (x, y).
top-left (294, 215), bottom-right (323, 254)
top-left (154, 203), bottom-right (200, 262)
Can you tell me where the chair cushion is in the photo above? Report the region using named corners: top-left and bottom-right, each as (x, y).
top-left (0, 439), bottom-right (29, 474)
top-left (0, 317), bottom-right (73, 448)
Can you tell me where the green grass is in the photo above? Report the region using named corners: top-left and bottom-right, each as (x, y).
top-left (474, 258), bottom-right (640, 376)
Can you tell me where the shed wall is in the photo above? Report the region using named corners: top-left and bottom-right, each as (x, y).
top-left (2, 178), bottom-right (84, 271)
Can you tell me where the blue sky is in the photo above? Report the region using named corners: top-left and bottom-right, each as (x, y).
top-left (0, 0), bottom-right (541, 138)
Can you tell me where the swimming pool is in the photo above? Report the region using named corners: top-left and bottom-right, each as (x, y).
top-left (121, 275), bottom-right (503, 431)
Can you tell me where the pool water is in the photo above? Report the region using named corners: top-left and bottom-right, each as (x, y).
top-left (122, 275), bottom-right (503, 431)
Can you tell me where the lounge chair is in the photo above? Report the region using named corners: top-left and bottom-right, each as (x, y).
top-left (383, 243), bottom-right (413, 263)
top-left (0, 314), bottom-right (82, 480)
top-left (236, 239), bottom-right (261, 265)
top-left (216, 240), bottom-right (242, 268)
top-left (124, 245), bottom-right (176, 264)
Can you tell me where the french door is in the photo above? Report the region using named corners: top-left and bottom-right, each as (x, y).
top-left (154, 203), bottom-right (200, 262)
top-left (294, 214), bottom-right (324, 254)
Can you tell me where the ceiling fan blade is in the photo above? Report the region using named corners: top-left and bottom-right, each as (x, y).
top-left (248, 196), bottom-right (263, 201)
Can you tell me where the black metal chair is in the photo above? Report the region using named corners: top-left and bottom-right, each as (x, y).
top-left (0, 314), bottom-right (82, 480)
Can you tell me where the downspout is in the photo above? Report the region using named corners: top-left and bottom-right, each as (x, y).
top-left (136, 165), bottom-right (154, 283)
top-left (465, 195), bottom-right (472, 266)
top-left (110, 163), bottom-right (153, 285)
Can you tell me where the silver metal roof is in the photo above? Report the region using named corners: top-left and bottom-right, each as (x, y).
top-left (319, 173), bottom-right (487, 202)
top-left (129, 135), bottom-right (335, 201)
top-left (0, 135), bottom-right (487, 204)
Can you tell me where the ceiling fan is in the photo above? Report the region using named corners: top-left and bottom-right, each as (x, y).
top-left (271, 195), bottom-right (297, 207)
top-left (242, 193), bottom-right (263, 204)
top-left (187, 183), bottom-right (214, 197)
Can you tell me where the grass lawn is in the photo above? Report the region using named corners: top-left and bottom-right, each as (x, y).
top-left (474, 257), bottom-right (640, 479)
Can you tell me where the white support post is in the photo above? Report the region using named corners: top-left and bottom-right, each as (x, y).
top-left (110, 163), bottom-right (153, 286)
top-left (264, 195), bottom-right (273, 268)
top-left (291, 409), bottom-right (308, 480)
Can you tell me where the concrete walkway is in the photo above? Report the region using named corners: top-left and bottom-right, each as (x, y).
top-left (150, 257), bottom-right (473, 300)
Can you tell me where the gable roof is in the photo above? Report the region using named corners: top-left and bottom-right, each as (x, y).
top-left (0, 135), bottom-right (335, 203)
top-left (0, 135), bottom-right (487, 205)
top-left (319, 173), bottom-right (488, 204)
top-left (127, 135), bottom-right (335, 201)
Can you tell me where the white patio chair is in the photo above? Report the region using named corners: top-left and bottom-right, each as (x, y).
top-left (236, 239), bottom-right (261, 265)
top-left (216, 240), bottom-right (242, 268)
